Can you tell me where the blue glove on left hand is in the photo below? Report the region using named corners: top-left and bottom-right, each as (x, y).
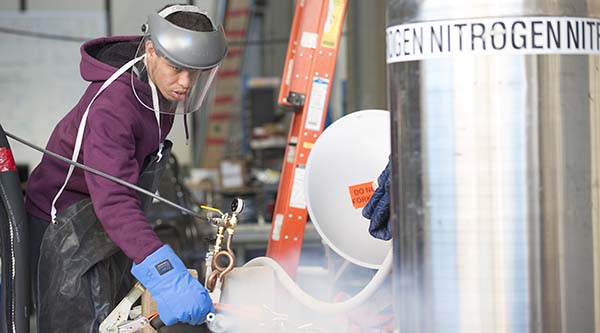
top-left (131, 245), bottom-right (214, 326)
top-left (362, 161), bottom-right (392, 240)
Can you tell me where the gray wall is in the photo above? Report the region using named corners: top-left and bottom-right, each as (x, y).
top-left (0, 0), bottom-right (218, 167)
top-left (0, 0), bottom-right (103, 10)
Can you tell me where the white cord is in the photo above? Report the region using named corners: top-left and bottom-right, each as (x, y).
top-left (242, 248), bottom-right (392, 315)
top-left (50, 55), bottom-right (144, 223)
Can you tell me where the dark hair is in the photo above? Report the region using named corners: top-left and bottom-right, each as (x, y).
top-left (160, 4), bottom-right (214, 32)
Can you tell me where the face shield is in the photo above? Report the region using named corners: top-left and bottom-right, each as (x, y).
top-left (132, 6), bottom-right (228, 115)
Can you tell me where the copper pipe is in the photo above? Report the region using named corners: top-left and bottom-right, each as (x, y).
top-left (206, 270), bottom-right (220, 292)
top-left (212, 250), bottom-right (235, 277)
top-left (225, 233), bottom-right (234, 253)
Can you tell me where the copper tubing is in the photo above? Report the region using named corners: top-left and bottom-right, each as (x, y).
top-left (206, 270), bottom-right (220, 291)
top-left (212, 250), bottom-right (235, 277)
top-left (206, 250), bottom-right (234, 291)
top-left (225, 233), bottom-right (234, 253)
top-left (207, 228), bottom-right (237, 292)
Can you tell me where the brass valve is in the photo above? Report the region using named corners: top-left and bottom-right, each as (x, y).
top-left (202, 198), bottom-right (244, 292)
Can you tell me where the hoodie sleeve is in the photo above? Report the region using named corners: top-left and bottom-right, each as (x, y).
top-left (83, 101), bottom-right (163, 264)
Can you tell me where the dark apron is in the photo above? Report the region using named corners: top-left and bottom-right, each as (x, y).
top-left (36, 141), bottom-right (172, 333)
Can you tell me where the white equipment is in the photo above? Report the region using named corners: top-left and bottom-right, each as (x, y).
top-left (237, 110), bottom-right (394, 317)
top-left (305, 109), bottom-right (392, 268)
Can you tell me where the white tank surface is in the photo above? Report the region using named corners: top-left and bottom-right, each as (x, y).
top-left (304, 109), bottom-right (392, 268)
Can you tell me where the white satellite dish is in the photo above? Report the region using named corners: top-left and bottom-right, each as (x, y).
top-left (305, 110), bottom-right (392, 269)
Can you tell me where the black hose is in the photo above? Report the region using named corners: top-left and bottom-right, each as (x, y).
top-left (151, 316), bottom-right (206, 333)
top-left (4, 131), bottom-right (208, 223)
top-left (0, 124), bottom-right (29, 333)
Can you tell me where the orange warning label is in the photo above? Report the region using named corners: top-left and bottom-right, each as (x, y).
top-left (348, 181), bottom-right (375, 209)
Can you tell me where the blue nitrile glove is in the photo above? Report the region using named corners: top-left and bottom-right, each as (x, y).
top-left (362, 161), bottom-right (392, 240)
top-left (131, 245), bottom-right (214, 326)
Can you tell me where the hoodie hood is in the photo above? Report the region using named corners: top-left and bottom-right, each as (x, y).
top-left (80, 36), bottom-right (152, 100)
top-left (79, 36), bottom-right (188, 142)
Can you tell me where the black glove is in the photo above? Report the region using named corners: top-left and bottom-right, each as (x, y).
top-left (362, 161), bottom-right (392, 240)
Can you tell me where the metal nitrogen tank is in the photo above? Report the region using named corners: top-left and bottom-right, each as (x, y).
top-left (386, 0), bottom-right (600, 332)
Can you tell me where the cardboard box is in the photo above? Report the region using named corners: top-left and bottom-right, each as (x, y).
top-left (219, 160), bottom-right (247, 189)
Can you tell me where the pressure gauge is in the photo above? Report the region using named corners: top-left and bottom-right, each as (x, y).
top-left (231, 198), bottom-right (244, 215)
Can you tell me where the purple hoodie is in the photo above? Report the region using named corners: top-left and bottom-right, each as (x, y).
top-left (25, 36), bottom-right (175, 263)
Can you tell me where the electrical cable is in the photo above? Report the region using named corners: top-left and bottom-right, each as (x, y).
top-left (243, 248), bottom-right (392, 315)
top-left (4, 130), bottom-right (209, 222)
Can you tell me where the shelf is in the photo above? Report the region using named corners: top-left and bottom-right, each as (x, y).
top-left (232, 222), bottom-right (321, 244)
top-left (250, 137), bottom-right (287, 149)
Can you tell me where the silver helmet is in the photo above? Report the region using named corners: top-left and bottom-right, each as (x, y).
top-left (133, 4), bottom-right (228, 114)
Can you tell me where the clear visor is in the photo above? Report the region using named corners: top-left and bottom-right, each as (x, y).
top-left (131, 34), bottom-right (219, 115)
top-left (183, 66), bottom-right (218, 114)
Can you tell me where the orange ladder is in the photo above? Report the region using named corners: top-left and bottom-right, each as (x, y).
top-left (266, 0), bottom-right (348, 277)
